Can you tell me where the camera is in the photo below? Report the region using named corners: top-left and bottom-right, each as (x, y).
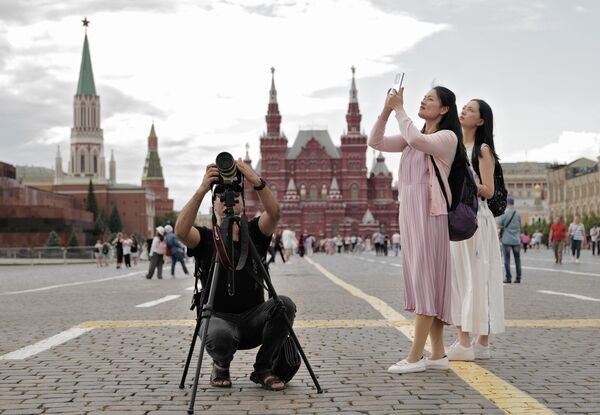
top-left (215, 152), bottom-right (242, 186)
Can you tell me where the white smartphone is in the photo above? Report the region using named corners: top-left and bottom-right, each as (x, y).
top-left (392, 72), bottom-right (404, 93)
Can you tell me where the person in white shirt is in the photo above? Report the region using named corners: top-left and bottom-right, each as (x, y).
top-left (392, 232), bottom-right (401, 256)
top-left (568, 216), bottom-right (586, 263)
top-left (532, 230), bottom-right (543, 250)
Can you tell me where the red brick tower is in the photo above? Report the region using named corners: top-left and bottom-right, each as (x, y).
top-left (339, 66), bottom-right (369, 228)
top-left (258, 67), bottom-right (288, 208)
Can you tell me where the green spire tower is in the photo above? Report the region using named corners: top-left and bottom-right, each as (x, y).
top-left (69, 17), bottom-right (106, 180)
top-left (142, 123), bottom-right (173, 217)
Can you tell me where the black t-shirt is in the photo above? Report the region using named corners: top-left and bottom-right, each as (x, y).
top-left (186, 217), bottom-right (272, 314)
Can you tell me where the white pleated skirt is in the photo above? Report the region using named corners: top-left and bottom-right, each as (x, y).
top-left (450, 201), bottom-right (505, 335)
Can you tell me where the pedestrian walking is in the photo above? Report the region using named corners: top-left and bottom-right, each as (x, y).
top-left (94, 239), bottom-right (103, 267)
top-left (268, 229), bottom-right (286, 264)
top-left (532, 229), bottom-right (543, 250)
top-left (590, 224), bottom-right (598, 256)
top-left (447, 99), bottom-right (505, 362)
top-left (122, 234), bottom-right (132, 267)
top-left (549, 216), bottom-right (567, 264)
top-left (101, 240), bottom-right (110, 267)
top-left (305, 235), bottom-right (315, 256)
top-left (145, 226), bottom-right (166, 279)
top-left (392, 232), bottom-right (401, 256)
top-left (521, 231), bottom-right (530, 253)
top-left (112, 232), bottom-right (124, 269)
top-left (165, 225), bottom-right (189, 277)
top-left (369, 84), bottom-right (461, 373)
top-left (568, 216), bottom-right (585, 263)
top-left (496, 197), bottom-right (522, 283)
top-left (131, 237), bottom-right (140, 266)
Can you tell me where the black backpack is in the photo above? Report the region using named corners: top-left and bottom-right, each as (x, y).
top-left (486, 161), bottom-right (508, 217)
top-left (430, 138), bottom-right (479, 242)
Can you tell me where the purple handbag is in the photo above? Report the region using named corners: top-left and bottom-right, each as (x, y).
top-left (430, 155), bottom-right (478, 242)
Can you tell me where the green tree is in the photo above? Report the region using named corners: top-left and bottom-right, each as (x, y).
top-left (45, 230), bottom-right (61, 247)
top-left (109, 204), bottom-right (122, 233)
top-left (67, 232), bottom-right (79, 247)
top-left (155, 211), bottom-right (178, 227)
top-left (86, 179), bottom-right (98, 220)
top-left (94, 209), bottom-right (109, 235)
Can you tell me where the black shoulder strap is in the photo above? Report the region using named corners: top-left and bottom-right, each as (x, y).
top-left (505, 210), bottom-right (516, 227)
top-left (430, 155), bottom-right (450, 211)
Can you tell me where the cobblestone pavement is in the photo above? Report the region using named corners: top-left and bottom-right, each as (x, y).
top-left (1, 249), bottom-right (599, 414)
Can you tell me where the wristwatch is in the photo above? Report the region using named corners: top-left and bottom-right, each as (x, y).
top-left (253, 177), bottom-right (267, 191)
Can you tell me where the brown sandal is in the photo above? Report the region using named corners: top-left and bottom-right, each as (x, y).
top-left (250, 371), bottom-right (286, 391)
top-left (210, 363), bottom-right (232, 388)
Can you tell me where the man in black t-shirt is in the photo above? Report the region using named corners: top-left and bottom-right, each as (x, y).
top-left (175, 160), bottom-right (295, 392)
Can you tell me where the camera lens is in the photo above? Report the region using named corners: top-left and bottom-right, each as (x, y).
top-left (215, 152), bottom-right (238, 184)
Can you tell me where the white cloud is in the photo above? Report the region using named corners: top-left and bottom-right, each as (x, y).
top-left (0, 0), bottom-right (447, 210)
top-left (504, 131), bottom-right (600, 164)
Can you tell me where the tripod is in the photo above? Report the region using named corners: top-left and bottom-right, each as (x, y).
top-left (179, 188), bottom-right (323, 414)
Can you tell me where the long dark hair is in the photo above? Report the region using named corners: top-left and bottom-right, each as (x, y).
top-left (470, 99), bottom-right (500, 178)
top-left (422, 86), bottom-right (468, 209)
top-left (432, 86), bottom-right (463, 142)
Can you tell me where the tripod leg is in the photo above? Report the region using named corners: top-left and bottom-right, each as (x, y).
top-left (247, 239), bottom-right (323, 393)
top-left (186, 260), bottom-right (221, 414)
top-left (187, 315), bottom-right (212, 415)
top-left (179, 314), bottom-right (202, 389)
top-left (282, 317), bottom-right (323, 393)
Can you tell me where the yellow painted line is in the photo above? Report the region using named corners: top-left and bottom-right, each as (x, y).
top-left (78, 320), bottom-right (195, 328)
top-left (77, 318), bottom-right (600, 330)
top-left (505, 319), bottom-right (600, 328)
top-left (451, 362), bottom-right (554, 414)
top-left (304, 256), bottom-right (555, 415)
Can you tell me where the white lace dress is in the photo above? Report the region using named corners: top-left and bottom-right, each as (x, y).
top-left (449, 145), bottom-right (505, 335)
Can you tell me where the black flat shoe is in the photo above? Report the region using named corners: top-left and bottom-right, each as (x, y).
top-left (504, 279), bottom-right (511, 284)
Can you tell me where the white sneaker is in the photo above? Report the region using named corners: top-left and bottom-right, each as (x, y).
top-left (387, 358), bottom-right (426, 374)
top-left (446, 340), bottom-right (475, 361)
top-left (425, 355), bottom-right (449, 370)
top-left (473, 341), bottom-right (491, 359)
top-left (575, 259), bottom-right (580, 264)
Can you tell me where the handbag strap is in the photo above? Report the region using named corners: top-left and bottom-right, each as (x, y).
top-left (430, 155), bottom-right (450, 211)
top-left (505, 210), bottom-right (516, 228)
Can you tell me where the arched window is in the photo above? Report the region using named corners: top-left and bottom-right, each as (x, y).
top-left (300, 184), bottom-right (307, 200)
top-left (93, 155), bottom-right (98, 174)
top-left (80, 154), bottom-right (85, 173)
top-left (351, 183), bottom-right (359, 200)
top-left (321, 184), bottom-right (328, 200)
top-left (310, 184), bottom-right (318, 201)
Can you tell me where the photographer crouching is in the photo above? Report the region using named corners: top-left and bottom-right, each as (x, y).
top-left (175, 157), bottom-right (296, 392)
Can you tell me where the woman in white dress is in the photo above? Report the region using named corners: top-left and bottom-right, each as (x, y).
top-left (447, 99), bottom-right (505, 361)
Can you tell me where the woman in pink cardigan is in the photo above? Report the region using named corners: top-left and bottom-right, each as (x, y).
top-left (369, 86), bottom-right (462, 374)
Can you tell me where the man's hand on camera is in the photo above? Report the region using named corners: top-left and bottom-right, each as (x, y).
top-left (199, 164), bottom-right (220, 193)
top-left (235, 159), bottom-right (261, 187)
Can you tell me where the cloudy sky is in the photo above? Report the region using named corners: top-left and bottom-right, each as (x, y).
top-left (1, 0), bottom-right (598, 211)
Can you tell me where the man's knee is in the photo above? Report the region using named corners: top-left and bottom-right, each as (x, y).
top-left (279, 296), bottom-right (296, 320)
top-left (205, 323), bottom-right (238, 358)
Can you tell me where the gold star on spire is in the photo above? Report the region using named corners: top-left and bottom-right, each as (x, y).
top-left (82, 17), bottom-right (90, 31)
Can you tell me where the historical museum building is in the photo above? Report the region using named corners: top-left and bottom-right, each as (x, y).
top-left (4, 25), bottom-right (173, 245)
top-left (500, 161), bottom-right (550, 224)
top-left (244, 68), bottom-right (399, 238)
top-left (547, 157), bottom-right (600, 219)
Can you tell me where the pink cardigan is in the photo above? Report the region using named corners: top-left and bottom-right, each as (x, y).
top-left (368, 110), bottom-right (457, 216)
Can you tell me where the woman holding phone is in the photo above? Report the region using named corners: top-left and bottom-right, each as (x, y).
top-left (447, 99), bottom-right (505, 361)
top-left (369, 84), bottom-right (462, 373)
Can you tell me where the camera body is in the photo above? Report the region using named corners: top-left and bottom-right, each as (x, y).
top-left (215, 152), bottom-right (242, 189)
